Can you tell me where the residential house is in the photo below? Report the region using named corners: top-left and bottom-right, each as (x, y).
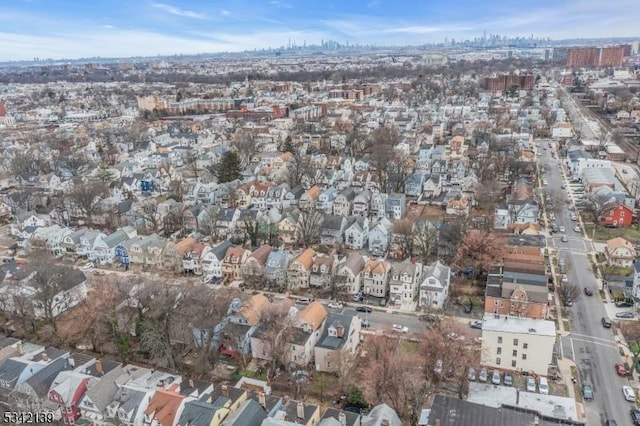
top-left (250, 299), bottom-right (296, 362)
top-left (243, 245), bottom-right (273, 285)
top-left (290, 302), bottom-right (328, 366)
top-left (283, 186), bottom-right (305, 209)
top-left (0, 342), bottom-right (49, 408)
top-left (94, 227), bottom-right (136, 264)
top-left (389, 259), bottom-right (423, 305)
top-left (221, 399), bottom-right (267, 426)
top-left (266, 183), bottom-right (289, 212)
top-left (362, 259), bottom-right (391, 299)
top-left (278, 212), bottom-right (301, 246)
top-left (335, 252), bottom-right (366, 296)
top-left (314, 311), bottom-right (362, 373)
top-left (59, 228), bottom-right (87, 255)
top-left (264, 250), bottom-right (293, 289)
top-left (77, 360), bottom-right (130, 425)
top-left (143, 388), bottom-right (185, 426)
top-left (77, 230), bottom-right (107, 260)
top-left (299, 186), bottom-right (321, 211)
top-left (222, 246), bottom-right (251, 283)
top-left (480, 315), bottom-right (556, 376)
top-left (287, 248), bottom-right (315, 290)
top-left (384, 193), bottom-right (406, 220)
top-left (182, 241), bottom-right (206, 275)
top-left (310, 254), bottom-right (337, 289)
top-left (222, 294), bottom-right (271, 355)
top-left (606, 237), bottom-right (637, 268)
top-left (445, 194), bottom-right (470, 216)
top-left (263, 400), bottom-right (321, 426)
top-left (202, 240), bottom-right (233, 282)
top-left (405, 173), bottom-right (426, 197)
top-left (316, 188), bottom-right (338, 215)
top-left (320, 215), bottom-right (347, 245)
top-left (216, 208), bottom-right (241, 238)
top-left (484, 264), bottom-right (550, 320)
top-left (368, 218), bottom-right (393, 257)
top-left (128, 234), bottom-right (163, 266)
top-left (369, 192), bottom-right (386, 218)
top-left (166, 237), bottom-right (196, 273)
top-left (351, 190), bottom-right (371, 217)
top-left (344, 217), bottom-right (369, 250)
top-left (333, 189), bottom-right (356, 217)
top-left (599, 203), bottom-right (634, 228)
top-left (361, 404), bottom-right (402, 426)
top-left (48, 368), bottom-right (94, 425)
top-left (419, 261), bottom-right (452, 310)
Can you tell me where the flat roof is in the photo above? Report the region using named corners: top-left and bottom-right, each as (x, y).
top-left (467, 383), bottom-right (580, 423)
top-left (482, 314), bottom-right (556, 337)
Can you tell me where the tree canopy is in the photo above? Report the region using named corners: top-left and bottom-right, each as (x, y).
top-left (215, 151), bottom-right (242, 183)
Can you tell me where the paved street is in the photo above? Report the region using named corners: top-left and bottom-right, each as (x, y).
top-left (541, 144), bottom-right (635, 425)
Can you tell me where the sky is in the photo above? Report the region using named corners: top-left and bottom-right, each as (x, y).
top-left (0, 0), bottom-right (638, 61)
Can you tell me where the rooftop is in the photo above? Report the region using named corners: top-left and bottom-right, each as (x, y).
top-left (481, 314), bottom-right (556, 337)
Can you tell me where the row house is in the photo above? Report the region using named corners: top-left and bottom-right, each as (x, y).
top-left (423, 175), bottom-right (443, 199)
top-left (222, 246), bottom-right (251, 283)
top-left (334, 252), bottom-right (366, 296)
top-left (266, 183), bottom-right (289, 211)
top-left (201, 240), bottom-right (233, 281)
top-left (316, 187), bottom-right (338, 214)
top-left (182, 241), bottom-right (206, 275)
top-left (242, 244), bottom-right (273, 282)
top-left (93, 227), bottom-right (137, 264)
top-left (309, 254), bottom-right (337, 289)
top-left (283, 185), bottom-right (305, 210)
top-left (290, 302), bottom-right (328, 366)
top-left (370, 192), bottom-right (387, 218)
top-left (351, 189), bottom-right (371, 216)
top-left (314, 311), bottom-right (362, 373)
top-left (320, 215), bottom-right (347, 245)
top-left (362, 259), bottom-right (391, 299)
top-left (344, 216), bottom-right (369, 250)
top-left (288, 248), bottom-right (315, 290)
top-left (128, 234), bottom-right (167, 268)
top-left (368, 218), bottom-right (393, 257)
top-left (278, 212), bottom-right (301, 246)
top-left (298, 186), bottom-right (321, 211)
top-left (389, 259), bottom-right (423, 305)
top-left (264, 250), bottom-right (293, 288)
top-left (333, 188), bottom-right (356, 216)
top-left (419, 261), bottom-right (452, 310)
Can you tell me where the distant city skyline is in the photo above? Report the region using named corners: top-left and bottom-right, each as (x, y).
top-left (0, 0), bottom-right (638, 61)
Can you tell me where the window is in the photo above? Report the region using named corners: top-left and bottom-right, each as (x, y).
top-left (497, 347), bottom-right (502, 355)
top-left (511, 360), bottom-right (517, 368)
top-left (522, 354), bottom-right (527, 360)
top-left (496, 357), bottom-right (501, 365)
top-left (523, 343), bottom-right (528, 350)
top-left (513, 339), bottom-right (519, 346)
top-left (497, 336), bottom-right (503, 344)
top-left (512, 350), bottom-right (517, 357)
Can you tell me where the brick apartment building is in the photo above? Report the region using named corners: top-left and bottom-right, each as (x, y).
top-left (566, 45), bottom-right (625, 68)
top-left (0, 101), bottom-right (6, 116)
top-left (481, 74), bottom-right (535, 92)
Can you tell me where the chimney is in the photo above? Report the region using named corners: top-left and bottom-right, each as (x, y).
top-left (16, 341), bottom-right (23, 355)
top-left (258, 391), bottom-right (266, 408)
top-left (296, 401), bottom-right (305, 420)
top-left (188, 379), bottom-right (194, 388)
top-left (336, 325), bottom-right (344, 338)
top-left (338, 412), bottom-right (347, 426)
top-left (41, 352), bottom-right (49, 362)
top-left (68, 357), bottom-right (75, 368)
top-left (221, 385), bottom-right (228, 397)
top-left (95, 359), bottom-right (104, 375)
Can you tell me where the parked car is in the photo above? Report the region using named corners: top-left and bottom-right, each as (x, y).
top-left (631, 408), bottom-right (640, 425)
top-left (356, 306), bottom-right (372, 313)
top-left (327, 302), bottom-right (343, 309)
top-left (467, 367), bottom-right (476, 381)
top-left (434, 359), bottom-right (443, 375)
top-left (360, 319), bottom-right (370, 328)
top-left (491, 370), bottom-right (501, 385)
top-left (616, 312), bottom-right (635, 319)
top-left (463, 304), bottom-right (472, 313)
top-left (559, 226), bottom-right (565, 233)
top-left (526, 377), bottom-right (537, 392)
top-left (564, 297), bottom-right (573, 307)
top-left (574, 226), bottom-right (580, 232)
top-left (469, 320), bottom-right (483, 329)
top-left (616, 364), bottom-right (628, 377)
top-left (582, 384), bottom-right (594, 401)
top-left (561, 235), bottom-right (569, 242)
top-left (392, 324), bottom-right (408, 333)
top-left (419, 314), bottom-right (439, 323)
top-left (584, 287), bottom-right (594, 296)
top-left (504, 373), bottom-right (513, 386)
top-left (623, 385), bottom-right (637, 402)
top-left (604, 420), bottom-right (617, 426)
top-left (602, 317), bottom-right (612, 328)
top-left (538, 377), bottom-right (549, 395)
top-left (297, 297), bottom-right (312, 305)
top-left (616, 301), bottom-right (634, 308)
top-left (478, 368), bottom-right (488, 382)
top-left (82, 262), bottom-right (95, 270)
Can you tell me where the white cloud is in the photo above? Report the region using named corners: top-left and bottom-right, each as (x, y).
top-left (269, 1), bottom-right (292, 9)
top-left (151, 3), bottom-right (207, 20)
top-left (220, 10), bottom-right (231, 16)
top-left (366, 1), bottom-right (381, 9)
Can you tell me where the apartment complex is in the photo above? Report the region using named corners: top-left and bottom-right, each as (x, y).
top-left (566, 45), bottom-right (625, 68)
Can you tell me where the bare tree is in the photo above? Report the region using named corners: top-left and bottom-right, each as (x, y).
top-left (259, 301), bottom-right (296, 378)
top-left (66, 181), bottom-right (107, 226)
top-left (94, 162), bottom-right (117, 186)
top-left (285, 153), bottom-right (311, 189)
top-left (559, 282), bottom-right (581, 305)
top-left (183, 151), bottom-right (201, 181)
top-left (232, 129), bottom-right (258, 168)
top-left (453, 229), bottom-right (504, 276)
top-left (136, 199), bottom-right (161, 232)
top-left (392, 219), bottom-right (415, 258)
top-left (57, 152), bottom-right (91, 177)
top-left (413, 220), bottom-right (439, 264)
top-left (297, 208), bottom-right (324, 247)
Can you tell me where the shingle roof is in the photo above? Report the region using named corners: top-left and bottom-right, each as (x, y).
top-left (296, 301), bottom-right (327, 331)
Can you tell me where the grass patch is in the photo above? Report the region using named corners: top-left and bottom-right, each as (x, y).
top-left (233, 369), bottom-right (267, 382)
top-left (584, 224), bottom-right (640, 243)
top-left (570, 366), bottom-right (583, 403)
top-left (398, 340), bottom-right (420, 353)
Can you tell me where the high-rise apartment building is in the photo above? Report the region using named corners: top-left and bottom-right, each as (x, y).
top-left (566, 45), bottom-right (625, 68)
top-left (481, 74), bottom-right (535, 92)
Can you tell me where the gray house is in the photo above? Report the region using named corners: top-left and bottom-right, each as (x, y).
top-left (320, 215), bottom-right (347, 245)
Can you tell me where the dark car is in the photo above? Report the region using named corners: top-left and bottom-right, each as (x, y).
top-left (583, 287), bottom-right (593, 296)
top-left (631, 408), bottom-right (640, 425)
top-left (616, 312), bottom-right (635, 319)
top-left (616, 301), bottom-right (634, 308)
top-left (602, 317), bottom-right (612, 328)
top-left (463, 304), bottom-right (472, 313)
top-left (419, 314), bottom-right (439, 323)
top-left (582, 384), bottom-right (593, 401)
top-left (356, 306), bottom-right (372, 313)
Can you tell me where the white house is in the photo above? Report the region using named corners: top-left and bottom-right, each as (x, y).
top-left (344, 217), bottom-right (369, 250)
top-left (389, 259), bottom-right (423, 305)
top-left (368, 218), bottom-right (393, 257)
top-left (314, 311), bottom-right (362, 373)
top-left (605, 237), bottom-right (636, 268)
top-left (418, 261), bottom-right (451, 310)
top-left (480, 315), bottom-right (556, 375)
top-left (201, 240), bottom-right (233, 282)
top-left (335, 252), bottom-right (366, 295)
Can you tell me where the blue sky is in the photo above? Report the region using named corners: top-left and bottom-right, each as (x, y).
top-left (0, 0), bottom-right (637, 61)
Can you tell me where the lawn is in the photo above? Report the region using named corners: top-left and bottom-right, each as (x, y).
top-left (584, 224), bottom-right (640, 243)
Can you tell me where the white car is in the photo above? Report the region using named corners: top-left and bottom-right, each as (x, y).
top-left (526, 377), bottom-right (537, 392)
top-left (392, 324), bottom-right (409, 333)
top-left (327, 302), bottom-right (343, 309)
top-left (538, 377), bottom-right (549, 395)
top-left (559, 226), bottom-right (565, 233)
top-left (574, 226), bottom-right (581, 233)
top-left (623, 385), bottom-right (636, 402)
top-left (82, 262), bottom-right (95, 270)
